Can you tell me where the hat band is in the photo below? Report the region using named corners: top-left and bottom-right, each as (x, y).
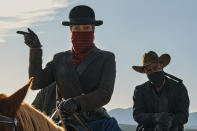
top-left (70, 17), bottom-right (96, 24)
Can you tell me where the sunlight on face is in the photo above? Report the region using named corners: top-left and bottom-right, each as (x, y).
top-left (144, 62), bottom-right (163, 75)
top-left (70, 25), bottom-right (94, 32)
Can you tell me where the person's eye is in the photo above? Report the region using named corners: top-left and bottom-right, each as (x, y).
top-left (73, 27), bottom-right (79, 30)
top-left (146, 69), bottom-right (151, 74)
top-left (147, 70), bottom-right (152, 74)
top-left (84, 26), bottom-right (90, 30)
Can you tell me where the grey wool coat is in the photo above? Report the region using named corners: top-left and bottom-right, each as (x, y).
top-left (29, 47), bottom-right (116, 112)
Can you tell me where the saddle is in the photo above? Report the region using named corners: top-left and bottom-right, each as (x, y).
top-left (52, 107), bottom-right (111, 131)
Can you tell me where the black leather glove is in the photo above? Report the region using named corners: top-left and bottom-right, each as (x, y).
top-left (152, 112), bottom-right (173, 128)
top-left (58, 98), bottom-right (80, 115)
top-left (16, 28), bottom-right (42, 48)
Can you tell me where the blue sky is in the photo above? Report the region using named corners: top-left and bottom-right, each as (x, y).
top-left (0, 0), bottom-right (197, 112)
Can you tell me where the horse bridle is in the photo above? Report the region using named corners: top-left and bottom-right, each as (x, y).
top-left (0, 114), bottom-right (17, 131)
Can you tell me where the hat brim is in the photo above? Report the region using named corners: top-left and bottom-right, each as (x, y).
top-left (132, 66), bottom-right (145, 73)
top-left (62, 20), bottom-right (103, 26)
top-left (132, 54), bottom-right (171, 73)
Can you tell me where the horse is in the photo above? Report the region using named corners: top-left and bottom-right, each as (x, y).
top-left (0, 78), bottom-right (65, 131)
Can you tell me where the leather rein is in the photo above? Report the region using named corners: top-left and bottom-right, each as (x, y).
top-left (0, 114), bottom-right (17, 131)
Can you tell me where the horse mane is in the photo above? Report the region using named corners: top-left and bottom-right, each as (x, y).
top-left (16, 102), bottom-right (64, 131)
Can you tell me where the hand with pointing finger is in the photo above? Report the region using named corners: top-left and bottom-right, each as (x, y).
top-left (17, 28), bottom-right (42, 48)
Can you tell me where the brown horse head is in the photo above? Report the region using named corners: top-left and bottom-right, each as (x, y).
top-left (0, 77), bottom-right (33, 131)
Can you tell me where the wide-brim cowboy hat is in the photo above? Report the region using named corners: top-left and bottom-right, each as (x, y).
top-left (132, 51), bottom-right (171, 73)
top-left (62, 5), bottom-right (103, 26)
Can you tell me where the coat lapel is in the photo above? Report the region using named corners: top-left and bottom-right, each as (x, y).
top-left (165, 78), bottom-right (174, 112)
top-left (64, 51), bottom-right (84, 93)
top-left (63, 47), bottom-right (102, 93)
top-left (143, 82), bottom-right (156, 111)
top-left (76, 47), bottom-right (102, 76)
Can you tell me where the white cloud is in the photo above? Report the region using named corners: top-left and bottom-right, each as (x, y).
top-left (0, 0), bottom-right (73, 43)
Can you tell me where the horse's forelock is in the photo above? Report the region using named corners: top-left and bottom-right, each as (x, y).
top-left (16, 102), bottom-right (64, 131)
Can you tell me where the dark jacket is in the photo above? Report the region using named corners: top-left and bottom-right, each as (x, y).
top-left (32, 82), bottom-right (56, 116)
top-left (133, 77), bottom-right (189, 131)
top-left (29, 47), bottom-right (116, 112)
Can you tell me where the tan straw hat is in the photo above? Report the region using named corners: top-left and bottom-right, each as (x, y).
top-left (132, 51), bottom-right (171, 73)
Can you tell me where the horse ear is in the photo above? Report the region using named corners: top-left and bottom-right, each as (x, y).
top-left (7, 77), bottom-right (34, 116)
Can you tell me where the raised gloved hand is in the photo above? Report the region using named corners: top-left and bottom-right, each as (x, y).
top-left (16, 28), bottom-right (42, 48)
top-left (58, 98), bottom-right (80, 115)
top-left (152, 112), bottom-right (173, 129)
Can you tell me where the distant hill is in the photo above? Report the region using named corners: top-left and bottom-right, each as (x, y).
top-left (119, 124), bottom-right (197, 131)
top-left (109, 107), bottom-right (136, 125)
top-left (109, 107), bottom-right (197, 129)
top-left (119, 124), bottom-right (136, 131)
top-left (187, 112), bottom-right (197, 129)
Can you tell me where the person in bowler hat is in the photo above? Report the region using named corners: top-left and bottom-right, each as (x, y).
top-left (132, 51), bottom-right (189, 131)
top-left (17, 5), bottom-right (121, 131)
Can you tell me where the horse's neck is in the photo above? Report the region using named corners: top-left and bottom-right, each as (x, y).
top-left (16, 103), bottom-right (64, 131)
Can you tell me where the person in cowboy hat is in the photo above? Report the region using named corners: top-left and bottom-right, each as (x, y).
top-left (132, 51), bottom-right (189, 131)
top-left (17, 5), bottom-right (121, 131)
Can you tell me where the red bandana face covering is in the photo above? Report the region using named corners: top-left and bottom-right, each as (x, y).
top-left (71, 31), bottom-right (95, 67)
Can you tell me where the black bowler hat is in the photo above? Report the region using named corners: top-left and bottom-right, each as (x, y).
top-left (62, 5), bottom-right (103, 26)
